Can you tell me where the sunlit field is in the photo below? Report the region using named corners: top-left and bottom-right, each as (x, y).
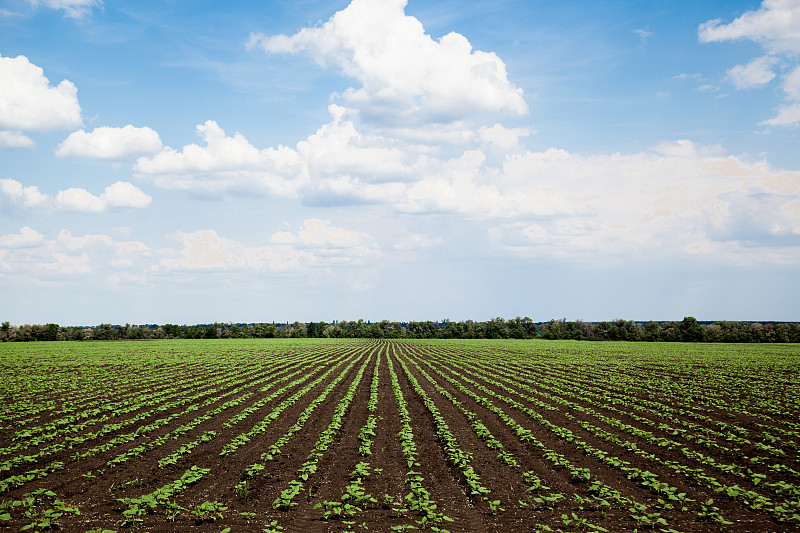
top-left (1, 339), bottom-right (798, 532)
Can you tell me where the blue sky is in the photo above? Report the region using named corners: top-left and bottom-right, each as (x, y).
top-left (1, 0), bottom-right (799, 325)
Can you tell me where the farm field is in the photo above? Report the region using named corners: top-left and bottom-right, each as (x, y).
top-left (1, 339), bottom-right (799, 532)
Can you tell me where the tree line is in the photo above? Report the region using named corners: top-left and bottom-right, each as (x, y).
top-left (1, 317), bottom-right (799, 343)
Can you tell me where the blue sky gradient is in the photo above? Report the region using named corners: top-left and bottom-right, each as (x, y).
top-left (1, 0), bottom-right (799, 324)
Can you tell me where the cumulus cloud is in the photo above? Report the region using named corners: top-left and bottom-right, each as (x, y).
top-left (298, 105), bottom-right (418, 183)
top-left (0, 178), bottom-right (49, 208)
top-left (56, 181), bottom-right (152, 212)
top-left (248, 0), bottom-right (527, 127)
top-left (56, 125), bottom-right (162, 159)
top-left (0, 53), bottom-right (82, 136)
top-left (25, 0), bottom-right (102, 19)
top-left (727, 55), bottom-right (778, 89)
top-left (134, 120), bottom-right (306, 197)
top-left (699, 1), bottom-right (800, 124)
top-left (1, 178), bottom-right (151, 213)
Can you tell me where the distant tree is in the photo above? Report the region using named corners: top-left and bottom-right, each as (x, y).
top-left (642, 321), bottom-right (660, 342)
top-left (574, 319), bottom-right (593, 340)
top-left (679, 317), bottom-right (704, 342)
top-left (306, 321), bottom-right (326, 338)
top-left (439, 319), bottom-right (464, 339)
top-left (323, 324), bottom-right (343, 338)
top-left (484, 317), bottom-right (509, 339)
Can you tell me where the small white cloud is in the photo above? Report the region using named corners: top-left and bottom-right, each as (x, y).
top-left (672, 73), bottom-right (702, 81)
top-left (55, 181), bottom-right (151, 213)
top-left (783, 64), bottom-right (800, 100)
top-left (634, 28), bottom-right (652, 46)
top-left (101, 181), bottom-right (152, 209)
top-left (1, 178), bottom-right (150, 212)
top-left (727, 55), bottom-right (778, 89)
top-left (761, 102), bottom-right (800, 126)
top-left (0, 131), bottom-right (35, 148)
top-left (296, 218), bottom-right (370, 249)
top-left (56, 125), bottom-right (162, 160)
top-left (0, 53), bottom-right (82, 132)
top-left (759, 64), bottom-right (800, 126)
top-left (699, 2), bottom-right (800, 125)
top-left (25, 0), bottom-right (102, 19)
top-left (698, 1), bottom-right (800, 55)
top-left (0, 227), bottom-right (44, 248)
top-left (0, 178), bottom-right (49, 208)
top-left (55, 188), bottom-right (106, 213)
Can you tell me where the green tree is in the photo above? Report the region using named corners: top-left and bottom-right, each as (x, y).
top-left (679, 316), bottom-right (705, 342)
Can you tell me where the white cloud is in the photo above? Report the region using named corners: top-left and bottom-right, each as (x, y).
top-left (0, 227), bottom-right (150, 281)
top-left (0, 53), bottom-right (82, 132)
top-left (698, 0), bottom-right (800, 54)
top-left (0, 227), bottom-right (44, 248)
top-left (134, 120), bottom-right (306, 197)
top-left (56, 125), bottom-right (162, 159)
top-left (55, 188), bottom-right (105, 213)
top-left (782, 64), bottom-right (800, 101)
top-left (297, 105), bottom-right (417, 183)
top-left (727, 55), bottom-right (778, 89)
top-left (759, 65), bottom-right (800, 125)
top-left (699, 1), bottom-right (800, 125)
top-left (479, 123), bottom-right (532, 151)
top-left (634, 29), bottom-right (652, 46)
top-left (56, 181), bottom-right (152, 213)
top-left (101, 181), bottom-right (152, 209)
top-left (25, 0), bottom-right (102, 19)
top-left (280, 218), bottom-right (374, 250)
top-left (761, 103), bottom-right (800, 126)
top-left (158, 220), bottom-right (378, 274)
top-left (488, 143), bottom-right (800, 264)
top-left (0, 178), bottom-right (49, 207)
top-left (1, 178), bottom-right (150, 213)
top-left (248, 0), bottom-right (527, 127)
top-left (0, 131), bottom-right (35, 148)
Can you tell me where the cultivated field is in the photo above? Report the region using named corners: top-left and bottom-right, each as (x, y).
top-left (0, 339), bottom-right (798, 532)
